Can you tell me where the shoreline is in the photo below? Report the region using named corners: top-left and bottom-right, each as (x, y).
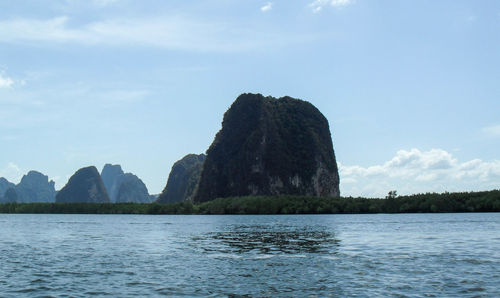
top-left (1, 190), bottom-right (499, 214)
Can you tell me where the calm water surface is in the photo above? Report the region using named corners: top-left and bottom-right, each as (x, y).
top-left (0, 213), bottom-right (499, 297)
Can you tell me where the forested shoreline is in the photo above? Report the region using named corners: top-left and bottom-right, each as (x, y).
top-left (0, 190), bottom-right (499, 214)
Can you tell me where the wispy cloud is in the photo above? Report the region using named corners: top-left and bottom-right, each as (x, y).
top-left (482, 124), bottom-right (500, 138)
top-left (92, 0), bottom-right (119, 6)
top-left (97, 89), bottom-right (150, 106)
top-left (0, 72), bottom-right (14, 88)
top-left (61, 0), bottom-right (119, 8)
top-left (261, 2), bottom-right (273, 12)
top-left (309, 0), bottom-right (354, 13)
top-left (340, 148), bottom-right (500, 197)
top-left (0, 15), bottom-right (307, 52)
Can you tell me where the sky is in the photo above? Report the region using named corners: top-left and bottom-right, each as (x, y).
top-left (0, 0), bottom-right (499, 197)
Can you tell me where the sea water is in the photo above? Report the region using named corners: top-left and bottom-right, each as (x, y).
top-left (1, 213), bottom-right (499, 296)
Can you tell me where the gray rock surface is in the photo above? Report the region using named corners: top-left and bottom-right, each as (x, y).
top-left (100, 164), bottom-right (150, 203)
top-left (2, 188), bottom-right (19, 203)
top-left (157, 154), bottom-right (206, 203)
top-left (101, 164), bottom-right (125, 202)
top-left (56, 166), bottom-right (110, 203)
top-left (0, 177), bottom-right (15, 198)
top-left (15, 171), bottom-right (56, 203)
top-left (115, 173), bottom-right (151, 203)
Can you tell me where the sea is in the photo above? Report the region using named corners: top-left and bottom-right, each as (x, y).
top-left (0, 213), bottom-right (499, 297)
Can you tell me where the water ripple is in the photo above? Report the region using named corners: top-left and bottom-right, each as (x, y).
top-left (0, 213), bottom-right (499, 296)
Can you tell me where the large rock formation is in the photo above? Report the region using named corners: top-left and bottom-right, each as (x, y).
top-left (1, 172), bottom-right (56, 203)
top-left (193, 93), bottom-right (340, 202)
top-left (56, 166), bottom-right (110, 203)
top-left (0, 177), bottom-right (15, 198)
top-left (100, 164), bottom-right (151, 203)
top-left (157, 154), bottom-right (206, 203)
top-left (101, 164), bottom-right (125, 201)
top-left (2, 188), bottom-right (19, 203)
top-left (15, 171), bottom-right (56, 203)
top-left (115, 173), bottom-right (151, 203)
top-left (101, 164), bottom-right (125, 202)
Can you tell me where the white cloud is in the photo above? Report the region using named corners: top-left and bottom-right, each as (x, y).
top-left (0, 162), bottom-right (23, 184)
top-left (0, 73), bottom-right (14, 88)
top-left (340, 148), bottom-right (500, 198)
top-left (62, 0), bottom-right (119, 8)
top-left (0, 15), bottom-right (307, 52)
top-left (482, 124), bottom-right (500, 138)
top-left (261, 2), bottom-right (273, 12)
top-left (331, 0), bottom-right (354, 7)
top-left (97, 89), bottom-right (150, 106)
top-left (309, 0), bottom-right (328, 13)
top-left (309, 0), bottom-right (354, 13)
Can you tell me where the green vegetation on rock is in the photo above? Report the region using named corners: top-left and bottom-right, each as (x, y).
top-left (56, 166), bottom-right (110, 203)
top-left (194, 93), bottom-right (340, 202)
top-left (157, 154), bottom-right (206, 203)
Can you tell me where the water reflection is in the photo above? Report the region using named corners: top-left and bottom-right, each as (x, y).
top-left (194, 224), bottom-right (340, 255)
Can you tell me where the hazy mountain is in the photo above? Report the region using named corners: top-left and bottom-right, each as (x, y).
top-left (0, 177), bottom-right (15, 197)
top-left (100, 164), bottom-right (151, 203)
top-left (115, 173), bottom-right (151, 203)
top-left (1, 188), bottom-right (19, 203)
top-left (101, 164), bottom-right (125, 202)
top-left (15, 171), bottom-right (56, 203)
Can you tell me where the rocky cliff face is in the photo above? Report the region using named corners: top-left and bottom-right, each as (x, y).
top-left (157, 154), bottom-right (206, 203)
top-left (193, 93), bottom-right (340, 202)
top-left (100, 164), bottom-right (150, 203)
top-left (2, 188), bottom-right (19, 203)
top-left (56, 166), bottom-right (110, 203)
top-left (101, 164), bottom-right (125, 202)
top-left (15, 171), bottom-right (56, 203)
top-left (115, 173), bottom-right (151, 203)
top-left (0, 177), bottom-right (15, 198)
top-left (0, 172), bottom-right (55, 203)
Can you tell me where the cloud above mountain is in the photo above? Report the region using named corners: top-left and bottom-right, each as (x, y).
top-left (340, 148), bottom-right (500, 197)
top-left (0, 15), bottom-right (309, 52)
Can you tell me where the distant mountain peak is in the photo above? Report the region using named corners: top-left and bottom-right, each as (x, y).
top-left (101, 163), bottom-right (151, 203)
top-left (56, 166), bottom-right (110, 203)
top-left (2, 170), bottom-right (57, 203)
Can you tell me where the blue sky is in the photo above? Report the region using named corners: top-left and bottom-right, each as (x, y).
top-left (0, 0), bottom-right (499, 197)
